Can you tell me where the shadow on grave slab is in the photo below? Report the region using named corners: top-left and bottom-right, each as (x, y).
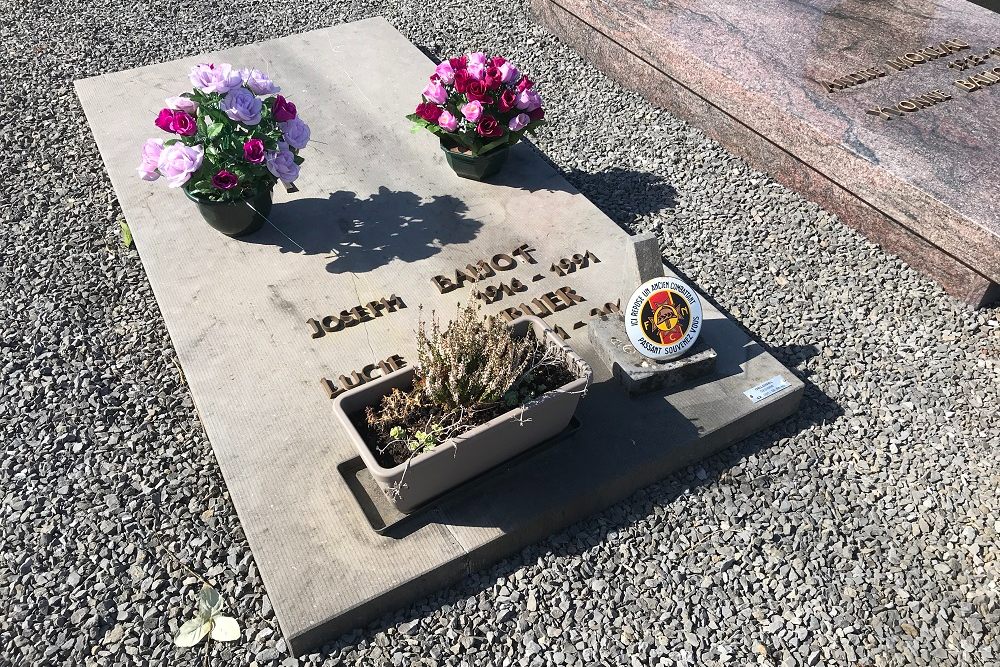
top-left (244, 187), bottom-right (483, 274)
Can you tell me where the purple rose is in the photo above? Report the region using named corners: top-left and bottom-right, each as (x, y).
top-left (243, 139), bottom-right (265, 164)
top-left (154, 108), bottom-right (174, 132)
top-left (498, 62), bottom-right (520, 84)
top-left (461, 100), bottom-right (482, 122)
top-left (437, 110), bottom-right (459, 132)
top-left (516, 89), bottom-right (542, 112)
top-left (136, 138), bottom-right (163, 181)
top-left (422, 80), bottom-right (448, 105)
top-left (272, 95), bottom-right (297, 122)
top-left (156, 143), bottom-right (204, 188)
top-left (166, 96), bottom-right (198, 114)
top-left (508, 113), bottom-right (530, 132)
top-left (189, 63), bottom-right (242, 94)
top-left (211, 170), bottom-right (239, 190)
top-left (266, 143), bottom-right (300, 184)
top-left (169, 112), bottom-right (197, 136)
top-left (221, 87), bottom-right (262, 125)
top-left (279, 117), bottom-right (310, 149)
top-left (239, 67), bottom-right (280, 95)
top-left (434, 60), bottom-right (456, 85)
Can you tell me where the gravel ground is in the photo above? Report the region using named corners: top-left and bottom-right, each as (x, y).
top-left (2, 1), bottom-right (999, 666)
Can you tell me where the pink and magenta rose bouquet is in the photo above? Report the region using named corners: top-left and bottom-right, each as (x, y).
top-left (137, 63), bottom-right (308, 201)
top-left (406, 53), bottom-right (546, 156)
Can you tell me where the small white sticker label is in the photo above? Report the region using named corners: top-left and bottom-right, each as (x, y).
top-left (744, 375), bottom-right (791, 403)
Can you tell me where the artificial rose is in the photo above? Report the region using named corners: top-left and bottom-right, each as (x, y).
top-left (243, 138), bottom-right (266, 164)
top-left (165, 96), bottom-right (198, 114)
top-left (156, 143), bottom-right (204, 188)
top-left (517, 77), bottom-right (534, 92)
top-left (476, 114), bottom-right (503, 138)
top-left (460, 100), bottom-right (483, 122)
top-left (466, 61), bottom-right (486, 81)
top-left (516, 89), bottom-right (542, 112)
top-left (189, 63), bottom-right (242, 94)
top-left (434, 60), bottom-right (456, 85)
top-left (508, 113), bottom-right (530, 132)
top-left (468, 52), bottom-right (487, 65)
top-left (484, 66), bottom-right (503, 90)
top-left (437, 110), bottom-right (459, 132)
top-left (422, 80), bottom-right (448, 105)
top-left (169, 111), bottom-right (197, 136)
top-left (266, 143), bottom-right (300, 184)
top-left (272, 95), bottom-right (297, 122)
top-left (221, 87), bottom-right (263, 125)
top-left (211, 170), bottom-right (239, 190)
top-left (497, 88), bottom-right (517, 113)
top-left (529, 107), bottom-right (545, 121)
top-left (240, 67), bottom-right (280, 95)
top-left (154, 108), bottom-right (174, 132)
top-left (499, 62), bottom-right (520, 84)
top-left (449, 55), bottom-right (468, 70)
top-left (280, 117), bottom-right (311, 149)
top-left (415, 102), bottom-right (442, 123)
top-left (490, 56), bottom-right (506, 67)
top-left (136, 138), bottom-right (163, 181)
top-left (453, 70), bottom-right (471, 94)
top-left (465, 80), bottom-right (493, 104)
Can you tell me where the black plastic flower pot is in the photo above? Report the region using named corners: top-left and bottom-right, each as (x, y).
top-left (439, 141), bottom-right (510, 181)
top-left (184, 187), bottom-right (273, 237)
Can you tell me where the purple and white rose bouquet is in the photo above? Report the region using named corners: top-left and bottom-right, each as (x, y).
top-left (406, 53), bottom-right (546, 156)
top-left (137, 63), bottom-right (308, 201)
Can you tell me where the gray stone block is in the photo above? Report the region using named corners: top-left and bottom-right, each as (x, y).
top-left (622, 232), bottom-right (664, 308)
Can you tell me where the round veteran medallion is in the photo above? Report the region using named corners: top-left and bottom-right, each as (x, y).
top-left (625, 277), bottom-right (703, 361)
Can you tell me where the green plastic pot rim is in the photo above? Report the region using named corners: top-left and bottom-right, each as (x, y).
top-left (439, 140), bottom-right (512, 159)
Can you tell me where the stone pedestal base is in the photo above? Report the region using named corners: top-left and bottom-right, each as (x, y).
top-left (589, 316), bottom-right (717, 395)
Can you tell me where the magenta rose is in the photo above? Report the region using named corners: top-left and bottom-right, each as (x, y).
top-left (169, 111), bottom-right (197, 136)
top-left (529, 107), bottom-right (545, 121)
top-left (415, 102), bottom-right (442, 123)
top-left (476, 114), bottom-right (503, 138)
top-left (490, 56), bottom-right (506, 67)
top-left (243, 139), bottom-right (265, 164)
top-left (211, 170), bottom-right (239, 190)
top-left (484, 66), bottom-right (503, 90)
top-left (437, 110), bottom-right (459, 132)
top-left (272, 95), bottom-right (297, 122)
top-left (465, 80), bottom-right (493, 104)
top-left (453, 70), bottom-right (471, 94)
top-left (517, 77), bottom-right (534, 92)
top-left (449, 55), bottom-right (467, 70)
top-left (497, 88), bottom-right (517, 113)
top-left (460, 100), bottom-right (483, 123)
top-left (154, 109), bottom-right (174, 132)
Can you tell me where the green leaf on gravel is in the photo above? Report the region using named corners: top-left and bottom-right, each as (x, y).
top-left (119, 220), bottom-right (133, 248)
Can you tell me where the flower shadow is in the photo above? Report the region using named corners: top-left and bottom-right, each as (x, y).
top-left (243, 187), bottom-right (483, 274)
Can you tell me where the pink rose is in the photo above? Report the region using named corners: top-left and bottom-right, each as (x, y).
top-left (499, 62), bottom-right (520, 84)
top-left (461, 100), bottom-right (483, 122)
top-left (437, 110), bottom-right (459, 132)
top-left (508, 113), bottom-right (530, 132)
top-left (434, 60), bottom-right (456, 85)
top-left (466, 61), bottom-right (486, 80)
top-left (516, 89), bottom-right (542, 112)
top-left (136, 138), bottom-right (163, 181)
top-left (467, 52), bottom-right (487, 66)
top-left (422, 80), bottom-right (448, 105)
top-left (166, 96), bottom-right (198, 114)
top-left (156, 143), bottom-right (204, 188)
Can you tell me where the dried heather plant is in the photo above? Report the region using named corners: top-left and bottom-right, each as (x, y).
top-left (416, 302), bottom-right (533, 411)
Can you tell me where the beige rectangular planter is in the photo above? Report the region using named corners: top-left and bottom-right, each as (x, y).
top-left (333, 316), bottom-right (592, 513)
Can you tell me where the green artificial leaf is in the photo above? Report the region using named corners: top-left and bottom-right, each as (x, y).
top-left (210, 616), bottom-right (240, 642)
top-left (163, 138), bottom-right (179, 147)
top-left (477, 137), bottom-right (508, 156)
top-left (205, 121), bottom-right (224, 139)
top-left (197, 585), bottom-right (223, 618)
top-left (119, 220), bottom-right (133, 249)
top-left (293, 154), bottom-right (305, 165)
top-left (174, 617), bottom-right (212, 647)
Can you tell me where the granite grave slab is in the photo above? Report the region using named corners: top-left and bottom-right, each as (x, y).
top-left (532, 0), bottom-right (1000, 307)
top-left (76, 18), bottom-right (803, 655)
